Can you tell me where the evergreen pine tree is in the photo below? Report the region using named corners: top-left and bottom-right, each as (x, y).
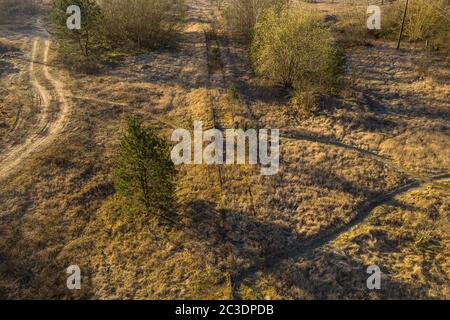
top-left (48, 0), bottom-right (103, 70)
top-left (114, 117), bottom-right (177, 224)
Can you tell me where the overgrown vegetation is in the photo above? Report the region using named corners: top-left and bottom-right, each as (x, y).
top-left (114, 117), bottom-right (177, 225)
top-left (221, 0), bottom-right (290, 41)
top-left (48, 0), bottom-right (103, 72)
top-left (48, 0), bottom-right (186, 72)
top-left (99, 0), bottom-right (186, 50)
top-left (250, 7), bottom-right (343, 92)
top-left (383, 0), bottom-right (449, 51)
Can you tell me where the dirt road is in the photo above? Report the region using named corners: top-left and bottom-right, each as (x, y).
top-left (0, 38), bottom-right (71, 181)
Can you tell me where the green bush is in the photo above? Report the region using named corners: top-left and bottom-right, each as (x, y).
top-left (250, 7), bottom-right (343, 91)
top-left (114, 117), bottom-right (177, 224)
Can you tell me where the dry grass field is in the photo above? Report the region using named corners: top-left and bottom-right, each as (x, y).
top-left (0, 0), bottom-right (448, 299)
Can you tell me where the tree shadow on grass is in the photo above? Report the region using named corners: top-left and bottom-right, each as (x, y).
top-left (182, 199), bottom-right (295, 270)
top-left (182, 187), bottom-right (432, 299)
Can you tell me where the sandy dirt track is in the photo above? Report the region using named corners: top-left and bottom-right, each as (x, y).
top-left (0, 38), bottom-right (71, 181)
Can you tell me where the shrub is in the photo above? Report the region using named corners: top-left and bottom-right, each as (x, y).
top-left (98, 0), bottom-right (186, 50)
top-left (48, 0), bottom-right (186, 71)
top-left (383, 0), bottom-right (450, 51)
top-left (221, 0), bottom-right (289, 41)
top-left (250, 7), bottom-right (343, 91)
top-left (114, 117), bottom-right (177, 224)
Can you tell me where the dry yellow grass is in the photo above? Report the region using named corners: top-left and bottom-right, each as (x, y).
top-left (241, 180), bottom-right (449, 299)
top-left (0, 0), bottom-right (448, 299)
top-left (0, 38), bottom-right (36, 150)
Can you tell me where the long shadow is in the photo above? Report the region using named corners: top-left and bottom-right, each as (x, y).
top-left (183, 176), bottom-right (448, 298)
top-left (233, 181), bottom-right (420, 284)
top-left (181, 166), bottom-right (387, 292)
top-left (183, 147), bottom-right (385, 266)
top-left (219, 35), bottom-right (291, 106)
top-left (360, 91), bottom-right (450, 122)
top-left (336, 113), bottom-right (399, 133)
top-left (0, 14), bottom-right (46, 38)
top-left (280, 128), bottom-right (387, 161)
top-left (277, 158), bottom-right (378, 199)
top-left (219, 33), bottom-right (450, 137)
top-left (182, 199), bottom-right (295, 272)
top-left (233, 80), bottom-right (291, 105)
top-left (0, 44), bottom-right (21, 78)
top-left (0, 60), bottom-right (18, 78)
top-left (347, 43), bottom-right (450, 123)
top-left (0, 249), bottom-right (34, 299)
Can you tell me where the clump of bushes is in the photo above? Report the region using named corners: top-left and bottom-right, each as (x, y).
top-left (383, 0), bottom-right (450, 51)
top-left (99, 0), bottom-right (186, 50)
top-left (250, 7), bottom-right (343, 91)
top-left (221, 0), bottom-right (290, 41)
top-left (48, 0), bottom-right (186, 72)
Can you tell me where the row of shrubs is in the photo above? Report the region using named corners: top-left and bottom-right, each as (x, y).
top-left (47, 0), bottom-right (186, 72)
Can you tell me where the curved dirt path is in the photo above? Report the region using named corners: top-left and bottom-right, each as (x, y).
top-left (0, 38), bottom-right (71, 181)
top-left (233, 173), bottom-right (450, 293)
